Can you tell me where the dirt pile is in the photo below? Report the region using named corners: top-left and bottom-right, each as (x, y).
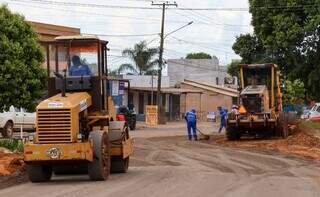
top-left (0, 151), bottom-right (25, 176)
top-left (210, 125), bottom-right (320, 161)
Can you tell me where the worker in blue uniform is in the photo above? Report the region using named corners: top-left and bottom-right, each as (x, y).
top-left (185, 109), bottom-right (198, 141)
top-left (69, 55), bottom-right (92, 76)
top-left (218, 106), bottom-right (227, 133)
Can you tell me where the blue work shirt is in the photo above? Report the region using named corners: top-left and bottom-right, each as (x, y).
top-left (185, 111), bottom-right (197, 123)
top-left (69, 64), bottom-right (92, 76)
top-left (219, 109), bottom-right (227, 120)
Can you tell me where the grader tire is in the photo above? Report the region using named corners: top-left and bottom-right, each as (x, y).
top-left (27, 164), bottom-right (52, 182)
top-left (226, 126), bottom-right (241, 141)
top-left (111, 157), bottom-right (129, 173)
top-left (276, 112), bottom-right (289, 138)
top-left (88, 131), bottom-right (111, 181)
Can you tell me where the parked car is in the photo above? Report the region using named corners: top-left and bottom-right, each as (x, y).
top-left (0, 106), bottom-right (36, 138)
top-left (308, 103), bottom-right (320, 119)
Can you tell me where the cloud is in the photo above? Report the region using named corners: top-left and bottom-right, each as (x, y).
top-left (0, 0), bottom-right (253, 67)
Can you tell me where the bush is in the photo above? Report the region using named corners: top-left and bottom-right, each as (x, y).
top-left (0, 139), bottom-right (23, 153)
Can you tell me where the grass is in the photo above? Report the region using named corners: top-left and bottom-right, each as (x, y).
top-left (300, 121), bottom-right (320, 130)
top-left (0, 139), bottom-right (24, 153)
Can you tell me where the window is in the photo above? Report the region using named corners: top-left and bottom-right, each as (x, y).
top-left (69, 43), bottom-right (99, 76)
top-left (216, 77), bottom-right (219, 85)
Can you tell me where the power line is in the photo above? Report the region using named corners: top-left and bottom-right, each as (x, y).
top-left (179, 6), bottom-right (250, 27)
top-left (84, 33), bottom-right (159, 37)
top-left (171, 10), bottom-right (251, 33)
top-left (7, 1), bottom-right (183, 23)
top-left (12, 0), bottom-right (320, 11)
top-left (169, 36), bottom-right (235, 54)
top-left (10, 0), bottom-right (250, 11)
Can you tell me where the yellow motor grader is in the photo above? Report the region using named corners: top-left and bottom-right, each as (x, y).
top-left (226, 63), bottom-right (288, 140)
top-left (24, 35), bottom-right (133, 182)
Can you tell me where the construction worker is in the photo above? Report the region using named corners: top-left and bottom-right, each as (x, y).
top-left (217, 106), bottom-right (227, 133)
top-left (231, 105), bottom-right (239, 114)
top-left (69, 55), bottom-right (92, 76)
top-left (185, 109), bottom-right (198, 141)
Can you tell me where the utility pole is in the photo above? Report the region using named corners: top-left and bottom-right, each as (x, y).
top-left (151, 74), bottom-right (154, 105)
top-left (152, 1), bottom-right (177, 124)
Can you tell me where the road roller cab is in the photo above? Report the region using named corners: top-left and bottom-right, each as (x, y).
top-left (24, 35), bottom-right (133, 182)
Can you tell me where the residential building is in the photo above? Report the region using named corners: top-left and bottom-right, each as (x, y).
top-left (180, 79), bottom-right (238, 121)
top-left (29, 21), bottom-right (80, 42)
top-left (167, 59), bottom-right (228, 87)
top-left (116, 75), bottom-right (201, 121)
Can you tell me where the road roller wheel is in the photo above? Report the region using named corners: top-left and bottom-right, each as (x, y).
top-left (111, 156), bottom-right (129, 173)
top-left (88, 131), bottom-right (111, 181)
top-left (27, 164), bottom-right (52, 182)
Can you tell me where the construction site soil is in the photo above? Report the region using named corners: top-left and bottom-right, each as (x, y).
top-left (1, 122), bottom-right (320, 195)
top-left (207, 125), bottom-right (320, 161)
top-left (0, 151), bottom-right (26, 189)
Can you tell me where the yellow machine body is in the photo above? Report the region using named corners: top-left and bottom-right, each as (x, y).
top-left (24, 92), bottom-right (133, 163)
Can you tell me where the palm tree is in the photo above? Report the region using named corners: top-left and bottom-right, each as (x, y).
top-left (119, 41), bottom-right (158, 75)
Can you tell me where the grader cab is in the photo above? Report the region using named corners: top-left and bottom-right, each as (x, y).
top-left (24, 35), bottom-right (133, 182)
top-left (226, 64), bottom-right (288, 140)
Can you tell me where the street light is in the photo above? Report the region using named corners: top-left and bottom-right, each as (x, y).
top-left (155, 20), bottom-right (193, 124)
top-left (164, 21), bottom-right (194, 39)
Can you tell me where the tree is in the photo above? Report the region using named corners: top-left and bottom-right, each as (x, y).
top-left (233, 0), bottom-right (320, 99)
top-left (232, 34), bottom-right (266, 64)
top-left (282, 79), bottom-right (305, 105)
top-left (186, 52), bottom-right (212, 59)
top-left (120, 41), bottom-right (158, 75)
top-left (227, 60), bottom-right (241, 77)
top-left (0, 6), bottom-right (46, 112)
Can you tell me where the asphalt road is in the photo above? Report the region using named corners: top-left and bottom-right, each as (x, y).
top-left (1, 122), bottom-right (320, 197)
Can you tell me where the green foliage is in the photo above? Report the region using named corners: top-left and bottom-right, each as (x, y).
top-left (300, 121), bottom-right (320, 130)
top-left (0, 6), bottom-right (46, 112)
top-left (227, 60), bottom-right (241, 77)
top-left (233, 0), bottom-right (320, 99)
top-left (186, 52), bottom-right (212, 59)
top-left (0, 139), bottom-right (24, 153)
top-left (232, 34), bottom-right (266, 63)
top-left (282, 79), bottom-right (305, 105)
top-left (120, 41), bottom-right (158, 75)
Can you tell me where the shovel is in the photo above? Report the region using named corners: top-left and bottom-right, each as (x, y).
top-left (196, 128), bottom-right (210, 140)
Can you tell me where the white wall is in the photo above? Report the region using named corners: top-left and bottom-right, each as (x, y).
top-left (123, 75), bottom-right (170, 88)
top-left (167, 59), bottom-right (228, 86)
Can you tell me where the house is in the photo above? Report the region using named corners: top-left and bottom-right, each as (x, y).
top-left (167, 59), bottom-right (228, 87)
top-left (29, 21), bottom-right (81, 74)
top-left (179, 79), bottom-right (238, 121)
top-left (118, 75), bottom-right (202, 121)
top-left (29, 21), bottom-right (80, 42)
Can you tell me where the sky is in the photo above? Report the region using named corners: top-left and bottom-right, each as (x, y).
top-left (0, 0), bottom-right (253, 72)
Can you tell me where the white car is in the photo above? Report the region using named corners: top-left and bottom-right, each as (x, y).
top-left (0, 106), bottom-right (36, 138)
top-left (309, 103), bottom-right (320, 119)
